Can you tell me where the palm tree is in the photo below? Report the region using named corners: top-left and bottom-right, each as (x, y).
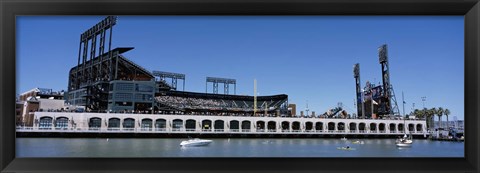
top-left (429, 108), bottom-right (437, 130)
top-left (437, 107), bottom-right (444, 129)
top-left (413, 109), bottom-right (423, 119)
top-left (423, 108), bottom-right (432, 130)
top-left (444, 109), bottom-right (450, 129)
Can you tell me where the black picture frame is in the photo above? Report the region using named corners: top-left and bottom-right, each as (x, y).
top-left (1, 0), bottom-right (478, 172)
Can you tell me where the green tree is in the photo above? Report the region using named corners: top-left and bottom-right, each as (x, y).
top-left (444, 108), bottom-right (450, 129)
top-left (429, 108), bottom-right (437, 130)
top-left (437, 107), bottom-right (444, 129)
top-left (413, 109), bottom-right (423, 119)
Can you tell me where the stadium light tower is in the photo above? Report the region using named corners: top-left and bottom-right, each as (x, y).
top-left (353, 63), bottom-right (365, 119)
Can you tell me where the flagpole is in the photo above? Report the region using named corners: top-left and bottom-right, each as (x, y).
top-left (402, 91), bottom-right (405, 118)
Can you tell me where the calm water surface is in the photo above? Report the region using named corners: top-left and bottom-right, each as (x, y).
top-left (16, 138), bottom-right (464, 157)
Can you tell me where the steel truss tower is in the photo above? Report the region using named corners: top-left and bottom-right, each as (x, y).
top-left (152, 71), bottom-right (186, 91)
top-left (353, 63), bottom-right (365, 119)
top-left (206, 77), bottom-right (236, 95)
top-left (378, 44), bottom-right (400, 117)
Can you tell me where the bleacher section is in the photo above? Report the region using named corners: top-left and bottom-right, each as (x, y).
top-left (155, 91), bottom-right (288, 115)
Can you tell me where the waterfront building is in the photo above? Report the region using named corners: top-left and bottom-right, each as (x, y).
top-left (16, 88), bottom-right (66, 127)
top-left (17, 111), bottom-right (427, 138)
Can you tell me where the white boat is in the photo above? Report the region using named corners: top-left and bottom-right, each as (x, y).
top-left (341, 137), bottom-right (347, 141)
top-left (180, 138), bottom-right (213, 147)
top-left (396, 134), bottom-right (413, 147)
top-left (396, 93), bottom-right (413, 147)
top-left (352, 140), bottom-right (364, 144)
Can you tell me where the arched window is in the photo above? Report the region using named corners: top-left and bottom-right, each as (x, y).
top-left (141, 119), bottom-right (153, 130)
top-left (408, 124), bottom-right (415, 132)
top-left (108, 118), bottom-right (120, 129)
top-left (370, 123), bottom-right (377, 132)
top-left (315, 122), bottom-right (323, 131)
top-left (214, 120), bottom-right (224, 130)
top-left (230, 120), bottom-right (239, 131)
top-left (123, 118), bottom-right (135, 129)
top-left (241, 120), bottom-right (251, 131)
top-left (185, 119), bottom-right (196, 130)
top-left (389, 123), bottom-right (396, 133)
top-left (55, 117), bottom-right (69, 129)
top-left (416, 124), bottom-right (423, 132)
top-left (337, 122), bottom-right (345, 131)
top-left (349, 123), bottom-right (357, 131)
top-left (267, 121), bottom-right (276, 132)
top-left (328, 122), bottom-right (335, 131)
top-left (89, 117), bottom-right (102, 129)
top-left (39, 117), bottom-right (53, 129)
top-left (256, 121), bottom-right (265, 131)
top-left (155, 119), bottom-right (166, 129)
top-left (281, 121), bottom-right (290, 131)
top-left (379, 123), bottom-right (386, 132)
top-left (202, 120), bottom-right (212, 131)
top-left (359, 123), bottom-right (366, 131)
top-left (398, 123), bottom-right (405, 132)
top-left (292, 121), bottom-right (301, 131)
top-left (172, 119), bottom-right (183, 130)
top-left (305, 122), bottom-right (313, 131)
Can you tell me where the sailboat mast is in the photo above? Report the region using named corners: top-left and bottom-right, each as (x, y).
top-left (402, 92), bottom-right (405, 118)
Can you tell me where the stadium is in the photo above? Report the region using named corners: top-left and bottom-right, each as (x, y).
top-left (65, 16), bottom-right (289, 116)
top-left (17, 16), bottom-right (427, 138)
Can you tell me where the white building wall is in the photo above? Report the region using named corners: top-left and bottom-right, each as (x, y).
top-left (38, 98), bottom-right (65, 110)
top-left (31, 112), bottom-right (427, 134)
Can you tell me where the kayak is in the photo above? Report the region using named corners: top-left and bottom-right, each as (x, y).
top-left (337, 147), bottom-right (356, 150)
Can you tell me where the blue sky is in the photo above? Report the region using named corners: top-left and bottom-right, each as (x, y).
top-left (17, 16), bottom-right (464, 120)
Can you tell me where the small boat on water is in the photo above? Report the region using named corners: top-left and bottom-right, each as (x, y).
top-left (180, 138), bottom-right (213, 147)
top-left (340, 137), bottom-right (347, 141)
top-left (396, 134), bottom-right (413, 147)
top-left (352, 140), bottom-right (364, 144)
top-left (337, 146), bottom-right (356, 150)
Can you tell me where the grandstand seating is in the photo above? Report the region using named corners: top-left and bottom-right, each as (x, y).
top-left (154, 91), bottom-right (288, 114)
